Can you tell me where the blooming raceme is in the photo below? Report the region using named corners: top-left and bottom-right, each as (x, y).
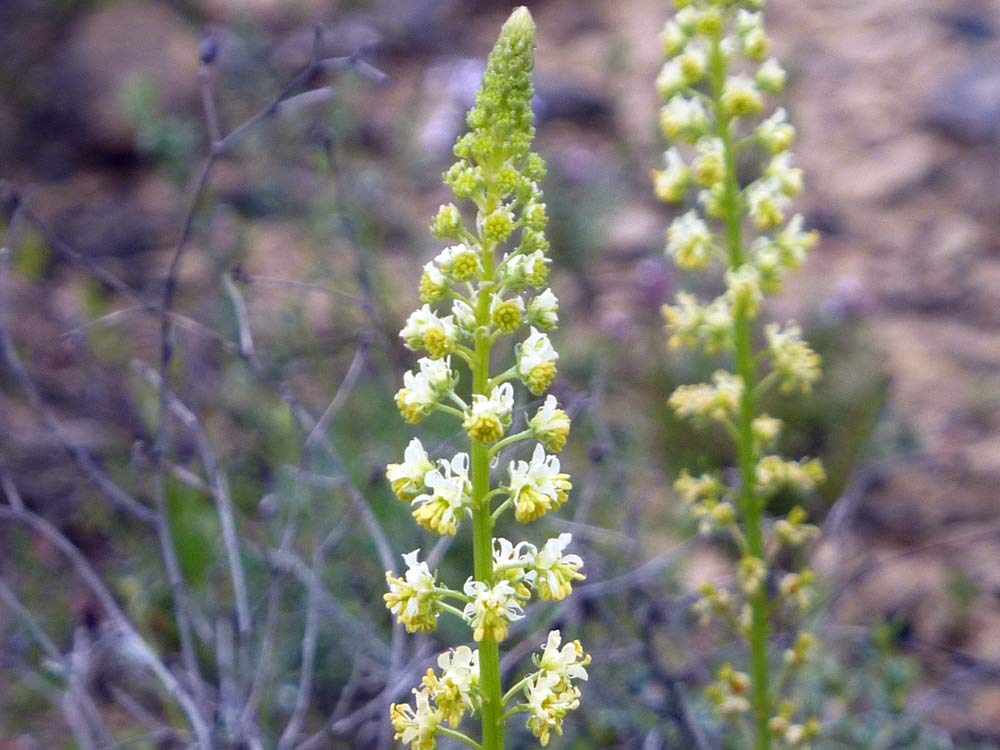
top-left (385, 9), bottom-right (588, 750)
top-left (654, 0), bottom-right (825, 746)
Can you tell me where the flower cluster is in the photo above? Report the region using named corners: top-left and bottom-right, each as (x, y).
top-left (516, 631), bottom-right (591, 746)
top-left (654, 0), bottom-right (825, 747)
top-left (386, 10), bottom-right (587, 750)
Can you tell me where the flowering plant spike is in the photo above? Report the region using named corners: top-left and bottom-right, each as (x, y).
top-left (655, 1), bottom-right (823, 749)
top-left (385, 9), bottom-right (588, 750)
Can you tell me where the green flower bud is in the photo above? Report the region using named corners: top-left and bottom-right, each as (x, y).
top-left (495, 166), bottom-right (519, 197)
top-left (680, 45), bottom-right (708, 84)
top-left (445, 162), bottom-right (483, 199)
top-left (660, 96), bottom-right (710, 143)
top-left (491, 297), bottom-right (525, 333)
top-left (738, 555), bottom-right (766, 595)
top-left (757, 108), bottom-right (795, 153)
top-left (419, 264), bottom-right (447, 303)
top-left (697, 7), bottom-right (724, 37)
top-left (662, 20), bottom-right (688, 58)
top-left (524, 201), bottom-right (548, 231)
top-left (721, 75), bottom-right (764, 118)
top-left (742, 28), bottom-right (770, 61)
top-left (524, 153), bottom-right (547, 181)
top-left (756, 58), bottom-right (787, 94)
top-left (692, 137), bottom-right (725, 187)
top-left (431, 203), bottom-right (464, 239)
top-left (653, 148), bottom-right (691, 203)
top-left (483, 207), bottom-right (515, 244)
top-left (656, 60), bottom-right (686, 100)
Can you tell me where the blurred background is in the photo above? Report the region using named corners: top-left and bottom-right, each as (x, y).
top-left (1, 0), bottom-right (999, 748)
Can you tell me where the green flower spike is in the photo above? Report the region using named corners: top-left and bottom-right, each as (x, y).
top-left (387, 9), bottom-right (588, 750)
top-left (655, 2), bottom-right (827, 750)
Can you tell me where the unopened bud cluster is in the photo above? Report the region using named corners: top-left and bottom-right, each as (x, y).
top-left (386, 10), bottom-right (588, 750)
top-left (654, 0), bottom-right (824, 746)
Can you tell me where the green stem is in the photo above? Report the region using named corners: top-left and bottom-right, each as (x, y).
top-left (471, 234), bottom-right (505, 750)
top-left (501, 676), bottom-right (531, 706)
top-left (490, 498), bottom-right (513, 523)
top-left (439, 601), bottom-right (469, 621)
top-left (438, 726), bottom-right (484, 750)
top-left (488, 430), bottom-right (533, 458)
top-left (435, 403), bottom-right (467, 421)
top-left (710, 29), bottom-right (772, 750)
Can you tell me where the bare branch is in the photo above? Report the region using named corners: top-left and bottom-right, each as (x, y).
top-left (304, 341), bottom-right (369, 454)
top-left (0, 247), bottom-right (156, 524)
top-left (222, 271), bottom-right (259, 368)
top-left (0, 576), bottom-right (62, 660)
top-left (137, 361), bottom-right (252, 640)
top-left (295, 645), bottom-right (437, 750)
top-left (265, 545), bottom-right (389, 660)
top-left (0, 503), bottom-right (212, 748)
top-left (278, 537), bottom-right (326, 750)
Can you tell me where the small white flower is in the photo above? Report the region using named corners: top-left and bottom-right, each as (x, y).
top-left (656, 59), bottom-right (686, 99)
top-left (384, 550), bottom-right (440, 633)
top-left (493, 537), bottom-right (538, 570)
top-left (400, 304), bottom-right (458, 359)
top-left (659, 95), bottom-right (710, 143)
top-left (419, 356), bottom-right (453, 391)
top-left (419, 261), bottom-right (447, 303)
top-left (765, 322), bottom-right (821, 393)
top-left (692, 137), bottom-right (725, 187)
top-left (462, 579), bottom-right (524, 642)
top-left (765, 153), bottom-right (803, 197)
top-left (394, 357), bottom-right (453, 424)
top-left (528, 288), bottom-right (559, 331)
top-left (504, 249), bottom-right (549, 289)
top-left (735, 9), bottom-right (763, 35)
top-left (725, 264), bottom-right (763, 319)
top-left (679, 43), bottom-right (708, 84)
top-left (528, 394), bottom-right (571, 453)
top-left (523, 670), bottom-right (581, 747)
top-left (652, 148), bottom-right (691, 204)
top-left (674, 6), bottom-right (700, 34)
top-left (666, 211), bottom-right (713, 270)
top-left (745, 177), bottom-right (790, 230)
top-left (669, 370), bottom-right (744, 423)
top-left (536, 629), bottom-right (591, 684)
top-left (411, 454), bottom-right (472, 535)
top-left (756, 57), bottom-right (787, 93)
top-left (390, 688), bottom-right (441, 750)
top-left (451, 298), bottom-right (478, 335)
top-left (434, 243), bottom-right (482, 281)
top-left (493, 537), bottom-right (538, 597)
top-left (518, 327), bottom-right (559, 395)
top-left (464, 382), bottom-right (515, 443)
top-left (386, 438), bottom-right (435, 502)
top-left (661, 19), bottom-right (688, 58)
top-left (490, 294), bottom-right (526, 333)
top-left (757, 108), bottom-right (795, 153)
top-left (422, 645), bottom-right (480, 726)
top-left (508, 444), bottom-right (572, 523)
top-left (533, 534), bottom-right (585, 601)
top-left (756, 454), bottom-right (825, 496)
top-left (775, 214), bottom-right (819, 269)
top-left (721, 74), bottom-right (763, 118)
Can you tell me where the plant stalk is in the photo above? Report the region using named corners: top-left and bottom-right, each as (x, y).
top-left (471, 227), bottom-right (505, 750)
top-left (710, 30), bottom-right (772, 750)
